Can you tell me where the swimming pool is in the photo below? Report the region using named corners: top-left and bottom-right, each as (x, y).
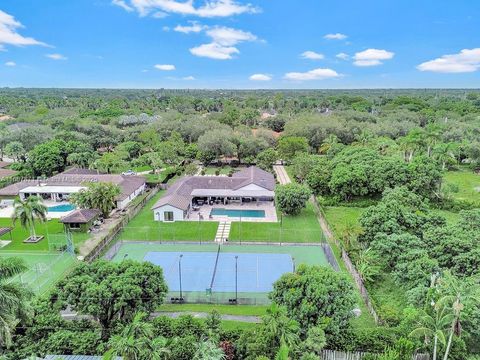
top-left (210, 208), bottom-right (265, 218)
top-left (48, 204), bottom-right (75, 212)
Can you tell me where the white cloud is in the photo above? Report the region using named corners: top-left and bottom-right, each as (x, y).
top-left (300, 51), bottom-right (324, 60)
top-left (174, 21), bottom-right (205, 34)
top-left (336, 52), bottom-right (349, 60)
top-left (190, 42), bottom-right (239, 60)
top-left (152, 11), bottom-right (169, 18)
top-left (113, 0), bottom-right (259, 18)
top-left (0, 10), bottom-right (47, 50)
top-left (112, 0), bottom-right (134, 12)
top-left (353, 48), bottom-right (394, 66)
top-left (46, 53), bottom-right (68, 60)
top-left (206, 26), bottom-right (256, 46)
top-left (182, 75), bottom-right (195, 80)
top-left (4, 61), bottom-right (16, 67)
top-left (249, 73), bottom-right (271, 81)
top-left (417, 48), bottom-right (480, 73)
top-left (154, 64), bottom-right (176, 70)
top-left (189, 26), bottom-right (257, 60)
top-left (284, 68), bottom-right (340, 81)
top-left (324, 33), bottom-right (347, 40)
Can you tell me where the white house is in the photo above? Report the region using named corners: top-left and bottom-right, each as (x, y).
top-left (151, 166), bottom-right (275, 222)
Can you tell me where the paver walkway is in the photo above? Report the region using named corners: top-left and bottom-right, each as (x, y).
top-left (273, 165), bottom-right (291, 185)
top-left (215, 220), bottom-right (231, 242)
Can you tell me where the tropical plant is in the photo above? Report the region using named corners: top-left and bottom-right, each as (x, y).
top-left (12, 195), bottom-right (47, 241)
top-left (70, 182), bottom-right (121, 217)
top-left (192, 339), bottom-right (226, 360)
top-left (262, 303), bottom-right (299, 348)
top-left (409, 304), bottom-right (452, 360)
top-left (0, 257), bottom-right (31, 349)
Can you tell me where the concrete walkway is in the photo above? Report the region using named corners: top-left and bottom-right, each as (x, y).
top-left (273, 165), bottom-right (291, 185)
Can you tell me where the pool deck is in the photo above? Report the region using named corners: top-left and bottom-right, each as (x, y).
top-left (0, 200), bottom-right (75, 219)
top-left (187, 203), bottom-right (277, 223)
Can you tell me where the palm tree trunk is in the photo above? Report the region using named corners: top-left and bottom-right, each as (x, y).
top-left (433, 335), bottom-right (438, 360)
top-left (31, 223), bottom-right (37, 240)
top-left (443, 320), bottom-right (457, 360)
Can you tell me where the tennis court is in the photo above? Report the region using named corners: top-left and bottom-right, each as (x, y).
top-left (110, 242), bottom-right (330, 304)
top-left (145, 251), bottom-right (293, 293)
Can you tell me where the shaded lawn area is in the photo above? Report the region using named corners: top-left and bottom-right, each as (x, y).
top-left (324, 206), bottom-right (461, 238)
top-left (229, 202), bottom-right (325, 243)
top-left (119, 191), bottom-right (218, 242)
top-left (157, 304), bottom-right (268, 316)
top-left (323, 206), bottom-right (365, 238)
top-left (0, 218), bottom-right (89, 252)
top-left (221, 320), bottom-right (258, 330)
top-left (204, 166), bottom-right (232, 175)
top-left (444, 167), bottom-right (480, 203)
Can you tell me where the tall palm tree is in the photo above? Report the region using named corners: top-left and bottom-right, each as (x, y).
top-left (0, 257), bottom-right (32, 349)
top-left (410, 303), bottom-right (452, 360)
top-left (437, 272), bottom-right (480, 360)
top-left (12, 196), bottom-right (47, 242)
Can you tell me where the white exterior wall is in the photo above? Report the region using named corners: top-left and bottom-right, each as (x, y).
top-left (153, 204), bottom-right (185, 222)
top-left (116, 183), bottom-right (146, 209)
top-left (236, 184), bottom-right (269, 191)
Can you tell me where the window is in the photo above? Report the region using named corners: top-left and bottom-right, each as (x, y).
top-left (69, 223), bottom-right (81, 229)
top-left (164, 211), bottom-right (174, 222)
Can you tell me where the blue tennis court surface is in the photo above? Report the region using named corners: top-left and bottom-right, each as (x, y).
top-left (144, 251), bottom-right (293, 293)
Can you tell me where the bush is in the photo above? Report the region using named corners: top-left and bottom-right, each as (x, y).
top-left (275, 183), bottom-right (312, 215)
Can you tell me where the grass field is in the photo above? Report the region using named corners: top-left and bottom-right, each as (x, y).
top-left (119, 191), bottom-right (218, 242)
top-left (323, 205), bottom-right (461, 239)
top-left (0, 218), bottom-right (89, 252)
top-left (158, 303), bottom-right (268, 316)
top-left (203, 166), bottom-right (232, 175)
top-left (229, 202), bottom-right (325, 243)
top-left (444, 167), bottom-right (480, 203)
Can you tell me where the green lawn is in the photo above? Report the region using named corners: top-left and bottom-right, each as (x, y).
top-left (203, 166), bottom-right (232, 175)
top-left (158, 304), bottom-right (268, 316)
top-left (229, 203), bottom-right (325, 243)
top-left (444, 168), bottom-right (480, 203)
top-left (323, 206), bottom-right (365, 239)
top-left (221, 320), bottom-right (258, 330)
top-left (0, 218), bottom-right (89, 252)
top-left (119, 191), bottom-right (218, 242)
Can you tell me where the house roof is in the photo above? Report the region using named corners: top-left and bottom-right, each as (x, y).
top-left (151, 166), bottom-right (275, 211)
top-left (60, 209), bottom-right (100, 224)
top-left (0, 168), bottom-right (17, 179)
top-left (0, 169), bottom-right (145, 201)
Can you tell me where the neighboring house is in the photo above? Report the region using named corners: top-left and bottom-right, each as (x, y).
top-left (60, 209), bottom-right (101, 232)
top-left (152, 166), bottom-right (275, 222)
top-left (0, 168), bottom-right (146, 209)
top-left (0, 168), bottom-right (17, 180)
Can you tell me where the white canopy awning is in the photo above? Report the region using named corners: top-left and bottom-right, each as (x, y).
top-left (190, 189), bottom-right (274, 198)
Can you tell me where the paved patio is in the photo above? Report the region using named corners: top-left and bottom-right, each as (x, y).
top-left (187, 202), bottom-right (278, 223)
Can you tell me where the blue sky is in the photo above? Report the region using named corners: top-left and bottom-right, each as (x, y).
top-left (0, 0), bottom-right (479, 88)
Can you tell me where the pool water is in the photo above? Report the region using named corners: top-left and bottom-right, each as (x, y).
top-left (210, 208), bottom-right (265, 218)
top-left (48, 204), bottom-right (75, 212)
